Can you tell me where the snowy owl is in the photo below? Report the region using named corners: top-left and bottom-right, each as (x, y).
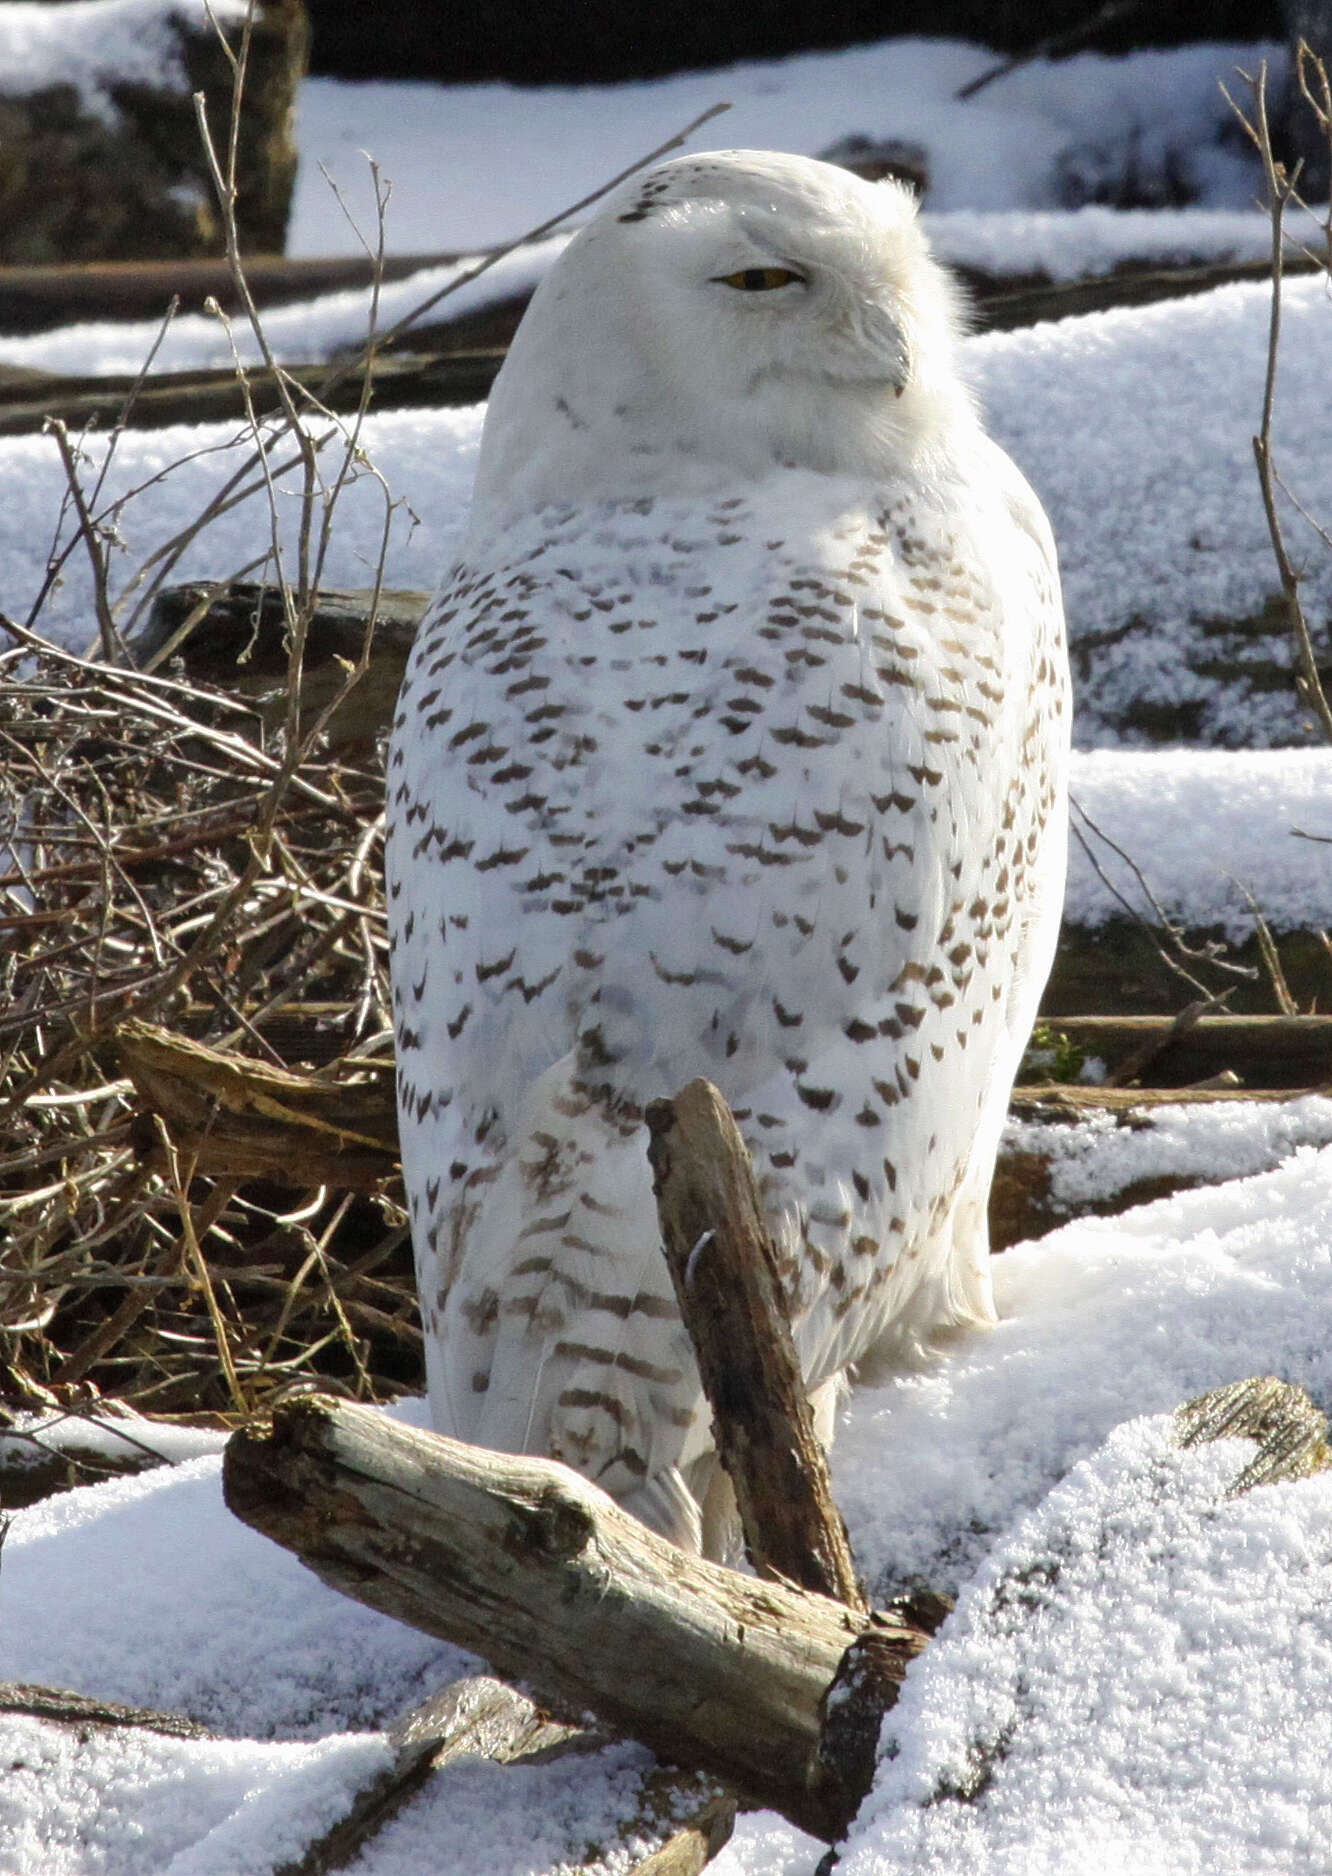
top-left (386, 149), bottom-right (1069, 1555)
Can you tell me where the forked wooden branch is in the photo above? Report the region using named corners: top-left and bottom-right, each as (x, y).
top-left (646, 1078), bottom-right (865, 1611)
top-left (222, 1398), bottom-right (929, 1843)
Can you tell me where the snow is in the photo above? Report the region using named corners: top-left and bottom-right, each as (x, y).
top-left (1003, 1093), bottom-right (1332, 1214)
top-left (7, 1149), bottom-right (1332, 1872)
top-left (1067, 747), bottom-right (1332, 934)
top-left (5, 25), bottom-right (1332, 1876)
top-left (2, 1449), bottom-right (468, 1735)
top-left (839, 1417), bottom-right (1332, 1876)
top-left (975, 275), bottom-right (1332, 748)
top-left (924, 204), bottom-right (1284, 282)
top-left (834, 1145), bottom-right (1332, 1600)
top-left (0, 1405), bottom-right (226, 1481)
top-left (0, 1721), bottom-right (392, 1876)
top-left (290, 40), bottom-right (1274, 255)
top-left (0, 0), bottom-right (248, 122)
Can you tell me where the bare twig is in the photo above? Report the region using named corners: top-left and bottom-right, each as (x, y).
top-left (1223, 59), bottom-right (1332, 741)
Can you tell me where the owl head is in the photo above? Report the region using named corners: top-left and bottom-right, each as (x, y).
top-left (470, 149), bottom-right (977, 530)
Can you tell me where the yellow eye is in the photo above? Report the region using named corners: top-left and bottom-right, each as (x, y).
top-left (713, 266), bottom-right (806, 291)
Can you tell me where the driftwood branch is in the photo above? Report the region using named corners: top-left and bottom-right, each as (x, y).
top-left (221, 1377), bottom-right (1332, 1853)
top-left (646, 1078), bottom-right (865, 1610)
top-left (222, 1397), bottom-right (929, 1842)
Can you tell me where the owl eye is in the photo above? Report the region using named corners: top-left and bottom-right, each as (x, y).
top-left (712, 266), bottom-right (807, 292)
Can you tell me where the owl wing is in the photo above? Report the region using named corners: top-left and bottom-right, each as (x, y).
top-left (387, 465), bottom-right (1068, 1524)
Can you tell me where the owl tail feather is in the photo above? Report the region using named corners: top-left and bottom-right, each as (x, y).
top-left (621, 1451), bottom-right (743, 1563)
top-left (620, 1465), bottom-right (704, 1555)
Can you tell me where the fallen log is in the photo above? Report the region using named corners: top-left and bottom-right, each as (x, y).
top-left (222, 1397), bottom-right (930, 1843)
top-left (0, 245), bottom-right (1314, 348)
top-left (0, 348), bottom-right (505, 439)
top-left (0, 252), bottom-right (472, 333)
top-left (118, 1017), bottom-right (1332, 1211)
top-left (271, 1673), bottom-right (663, 1876)
top-left (222, 1376), bottom-right (1332, 1852)
top-left (0, 1681), bottom-right (212, 1738)
top-left (964, 251), bottom-right (1323, 333)
top-left (1038, 1013), bottom-right (1332, 1089)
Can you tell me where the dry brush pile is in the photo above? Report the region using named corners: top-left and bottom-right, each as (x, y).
top-left (0, 627), bottom-right (420, 1428)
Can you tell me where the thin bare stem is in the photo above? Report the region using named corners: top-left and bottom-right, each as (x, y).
top-left (1227, 60), bottom-right (1332, 741)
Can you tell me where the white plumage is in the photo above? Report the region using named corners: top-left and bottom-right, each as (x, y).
top-left (386, 149), bottom-right (1070, 1554)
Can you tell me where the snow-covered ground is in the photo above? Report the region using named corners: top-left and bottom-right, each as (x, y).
top-left (288, 37), bottom-right (1272, 253)
top-left (3, 26), bottom-right (1332, 1876)
top-left (6, 1148), bottom-right (1332, 1874)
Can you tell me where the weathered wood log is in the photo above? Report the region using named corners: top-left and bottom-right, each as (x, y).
top-left (0, 348), bottom-right (505, 440)
top-left (117, 1018), bottom-right (400, 1189)
top-left (222, 1380), bottom-right (1332, 1851)
top-left (0, 244), bottom-right (1315, 350)
top-left (222, 1396), bottom-right (930, 1842)
top-left (117, 1015), bottom-right (1332, 1205)
top-left (0, 1680), bottom-right (212, 1738)
top-left (1175, 1374), bottom-right (1332, 1492)
top-left (1040, 1013), bottom-right (1332, 1089)
top-left (1045, 929), bottom-right (1332, 1024)
top-left (646, 1079), bottom-right (865, 1609)
top-left (964, 252), bottom-right (1323, 333)
top-left (273, 1675), bottom-right (600, 1876)
top-left (0, 252), bottom-right (470, 334)
top-left (627, 1798), bottom-right (736, 1876)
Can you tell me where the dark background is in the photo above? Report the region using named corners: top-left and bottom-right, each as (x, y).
top-left (302, 1), bottom-right (1286, 86)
